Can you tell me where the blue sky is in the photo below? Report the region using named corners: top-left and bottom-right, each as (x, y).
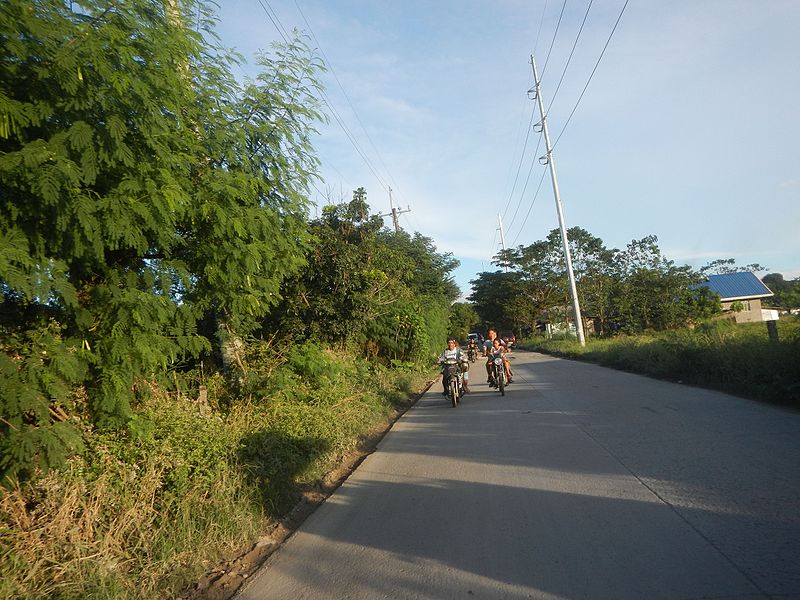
top-left (214, 0), bottom-right (800, 299)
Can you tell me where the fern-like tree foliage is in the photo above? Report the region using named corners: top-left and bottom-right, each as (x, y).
top-left (0, 0), bottom-right (323, 481)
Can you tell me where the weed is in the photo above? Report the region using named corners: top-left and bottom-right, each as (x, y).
top-left (522, 316), bottom-right (800, 405)
top-left (1, 342), bottom-right (430, 599)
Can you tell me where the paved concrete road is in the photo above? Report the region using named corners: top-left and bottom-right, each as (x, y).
top-left (237, 351), bottom-right (800, 599)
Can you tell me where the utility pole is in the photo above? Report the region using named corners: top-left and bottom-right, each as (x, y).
top-left (529, 54), bottom-right (586, 346)
top-left (379, 186), bottom-right (411, 233)
top-left (497, 214), bottom-right (508, 272)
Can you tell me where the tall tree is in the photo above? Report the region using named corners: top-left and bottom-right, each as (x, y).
top-left (266, 191), bottom-right (459, 362)
top-left (0, 1), bottom-right (324, 479)
top-left (700, 258), bottom-right (767, 275)
top-left (475, 229), bottom-right (721, 336)
top-left (468, 270), bottom-right (528, 333)
top-left (762, 273), bottom-right (800, 309)
top-left (448, 302), bottom-right (479, 341)
top-left (611, 236), bottom-right (715, 332)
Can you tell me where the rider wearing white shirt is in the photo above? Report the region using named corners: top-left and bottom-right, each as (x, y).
top-left (439, 338), bottom-right (469, 394)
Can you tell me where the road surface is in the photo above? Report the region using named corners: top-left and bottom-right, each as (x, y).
top-left (236, 350), bottom-right (800, 599)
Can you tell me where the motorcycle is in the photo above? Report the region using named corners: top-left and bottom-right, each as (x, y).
top-left (441, 357), bottom-right (465, 407)
top-left (467, 346), bottom-right (477, 363)
top-left (490, 355), bottom-right (507, 396)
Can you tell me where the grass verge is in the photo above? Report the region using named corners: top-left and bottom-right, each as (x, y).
top-left (519, 317), bottom-right (800, 406)
top-left (0, 342), bottom-right (433, 599)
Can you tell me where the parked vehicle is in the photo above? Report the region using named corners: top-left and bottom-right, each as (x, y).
top-left (441, 357), bottom-right (464, 407)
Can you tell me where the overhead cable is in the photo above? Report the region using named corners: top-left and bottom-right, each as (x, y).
top-left (510, 168), bottom-right (548, 246)
top-left (294, 0), bottom-right (398, 196)
top-left (500, 0), bottom-right (555, 222)
top-left (546, 0), bottom-right (594, 113)
top-left (256, 0), bottom-right (291, 44)
top-left (500, 102), bottom-right (538, 220)
top-left (256, 0), bottom-right (389, 193)
top-left (505, 133), bottom-right (544, 232)
top-left (540, 0), bottom-right (568, 81)
top-left (552, 0), bottom-right (630, 150)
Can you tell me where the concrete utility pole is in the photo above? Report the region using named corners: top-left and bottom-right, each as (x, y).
top-left (497, 214), bottom-right (508, 272)
top-left (529, 54), bottom-right (586, 346)
top-left (379, 187), bottom-right (411, 233)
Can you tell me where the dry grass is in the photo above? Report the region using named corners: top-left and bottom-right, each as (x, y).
top-left (3, 463), bottom-right (159, 598)
top-left (1, 346), bottom-right (430, 599)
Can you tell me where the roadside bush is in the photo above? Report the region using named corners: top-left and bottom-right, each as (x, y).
top-left (1, 343), bottom-right (431, 599)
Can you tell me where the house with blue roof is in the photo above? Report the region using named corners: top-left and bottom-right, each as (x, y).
top-left (690, 272), bottom-right (776, 323)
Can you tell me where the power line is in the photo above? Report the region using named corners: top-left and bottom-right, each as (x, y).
top-left (540, 0), bottom-right (568, 81)
top-left (318, 86), bottom-right (389, 192)
top-left (488, 228), bottom-right (499, 263)
top-left (506, 0), bottom-right (628, 249)
top-left (533, 0), bottom-right (550, 56)
top-left (552, 0), bottom-right (630, 150)
top-left (505, 133), bottom-right (544, 232)
top-left (498, 0), bottom-right (566, 232)
top-left (499, 0), bottom-right (555, 222)
top-left (294, 1), bottom-right (399, 198)
top-left (499, 82), bottom-right (534, 216)
top-left (500, 101), bottom-right (538, 220)
top-left (256, 0), bottom-right (291, 44)
top-left (546, 0), bottom-right (594, 113)
top-left (510, 168), bottom-right (548, 246)
top-left (255, 0), bottom-right (390, 194)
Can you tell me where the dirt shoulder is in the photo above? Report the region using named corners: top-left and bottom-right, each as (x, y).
top-left (183, 378), bottom-right (435, 600)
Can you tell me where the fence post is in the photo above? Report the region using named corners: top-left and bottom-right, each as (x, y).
top-left (766, 320), bottom-right (779, 344)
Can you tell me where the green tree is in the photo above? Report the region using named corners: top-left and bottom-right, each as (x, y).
top-left (763, 273), bottom-right (800, 309)
top-left (611, 236), bottom-right (716, 332)
top-left (700, 258), bottom-right (767, 275)
top-left (476, 229), bottom-right (720, 336)
top-left (467, 270), bottom-right (528, 333)
top-left (448, 302), bottom-right (479, 341)
top-left (266, 191), bottom-right (458, 363)
top-left (376, 229), bottom-right (459, 360)
top-left (0, 1), bottom-right (324, 480)
top-left (489, 227), bottom-right (617, 334)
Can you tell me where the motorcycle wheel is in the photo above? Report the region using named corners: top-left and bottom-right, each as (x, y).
top-left (498, 372), bottom-right (505, 396)
top-left (449, 379), bottom-right (459, 407)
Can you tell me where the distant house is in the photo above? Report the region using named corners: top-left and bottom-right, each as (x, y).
top-left (691, 272), bottom-right (776, 323)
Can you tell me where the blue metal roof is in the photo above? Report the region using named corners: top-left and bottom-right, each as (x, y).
top-left (690, 272), bottom-right (773, 301)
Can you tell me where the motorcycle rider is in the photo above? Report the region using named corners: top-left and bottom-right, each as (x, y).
top-left (487, 337), bottom-right (509, 387)
top-left (439, 338), bottom-right (470, 395)
top-left (466, 336), bottom-right (479, 361)
top-left (483, 328), bottom-right (513, 384)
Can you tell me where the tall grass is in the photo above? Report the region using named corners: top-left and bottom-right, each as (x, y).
top-left (0, 343), bottom-right (430, 599)
top-left (521, 317), bottom-right (800, 405)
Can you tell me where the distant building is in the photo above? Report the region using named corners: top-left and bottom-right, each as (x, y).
top-left (690, 272), bottom-right (776, 323)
